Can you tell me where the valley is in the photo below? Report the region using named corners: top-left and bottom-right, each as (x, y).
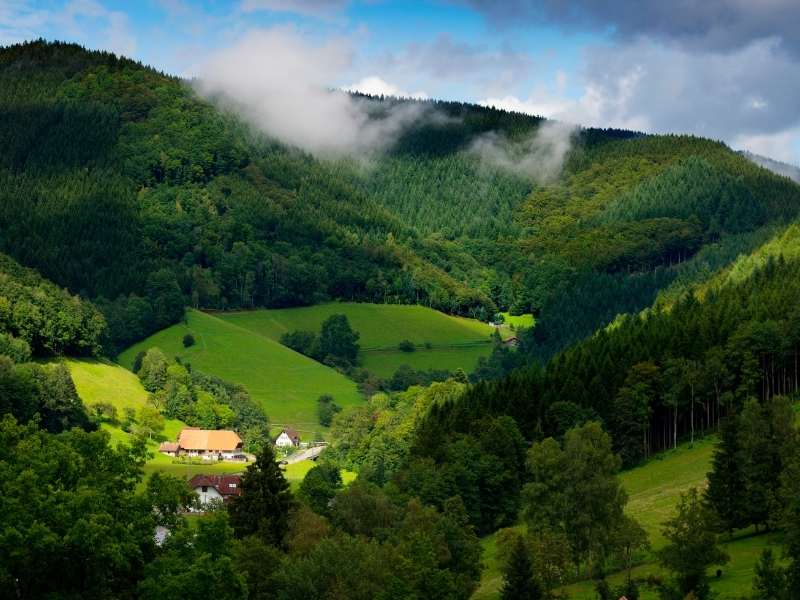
top-left (3, 34), bottom-right (800, 600)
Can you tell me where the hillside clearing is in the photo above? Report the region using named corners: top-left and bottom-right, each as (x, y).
top-left (216, 302), bottom-right (502, 377)
top-left (118, 309), bottom-right (362, 432)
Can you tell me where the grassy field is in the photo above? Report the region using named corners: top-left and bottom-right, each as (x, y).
top-left (217, 303), bottom-right (501, 378)
top-left (498, 312), bottom-right (535, 330)
top-left (360, 345), bottom-right (493, 378)
top-left (118, 309), bottom-right (362, 433)
top-left (472, 436), bottom-right (778, 600)
top-left (68, 358), bottom-right (188, 444)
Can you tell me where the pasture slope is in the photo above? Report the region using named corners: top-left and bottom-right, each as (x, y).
top-left (117, 309), bottom-right (362, 434)
top-left (217, 302), bottom-right (504, 378)
top-left (66, 359), bottom-right (332, 487)
top-left (473, 437), bottom-right (781, 600)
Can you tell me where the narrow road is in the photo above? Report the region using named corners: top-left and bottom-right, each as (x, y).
top-left (283, 444), bottom-right (327, 464)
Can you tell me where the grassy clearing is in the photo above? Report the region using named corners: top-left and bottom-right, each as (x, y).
top-left (498, 312), bottom-right (535, 330)
top-left (217, 303), bottom-right (497, 349)
top-left (360, 345), bottom-right (493, 378)
top-left (69, 357), bottom-right (188, 444)
top-left (67, 358), bottom-right (150, 413)
top-left (118, 309), bottom-right (362, 433)
top-left (473, 436), bottom-right (774, 600)
top-left (217, 302), bottom-right (500, 377)
top-left (621, 437), bottom-right (715, 549)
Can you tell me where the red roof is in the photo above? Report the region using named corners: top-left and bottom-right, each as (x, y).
top-left (188, 474), bottom-right (243, 498)
top-left (159, 442), bottom-right (179, 452)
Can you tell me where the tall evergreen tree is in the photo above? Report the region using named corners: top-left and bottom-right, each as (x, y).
top-left (228, 442), bottom-right (294, 547)
top-left (705, 415), bottom-right (747, 534)
top-left (501, 537), bottom-right (543, 600)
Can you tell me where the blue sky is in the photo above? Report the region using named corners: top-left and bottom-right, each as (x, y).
top-left (3, 0), bottom-right (800, 164)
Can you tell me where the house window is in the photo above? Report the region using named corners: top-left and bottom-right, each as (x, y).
top-left (229, 483), bottom-right (237, 488)
top-left (201, 486), bottom-right (208, 493)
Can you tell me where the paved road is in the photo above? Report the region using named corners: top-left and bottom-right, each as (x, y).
top-left (284, 444), bottom-right (326, 464)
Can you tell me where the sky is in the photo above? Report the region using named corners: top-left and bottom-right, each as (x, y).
top-left (3, 0), bottom-right (800, 164)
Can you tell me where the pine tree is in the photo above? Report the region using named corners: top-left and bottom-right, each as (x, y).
top-left (705, 415), bottom-right (747, 534)
top-left (228, 442), bottom-right (294, 547)
top-left (500, 537), bottom-right (543, 600)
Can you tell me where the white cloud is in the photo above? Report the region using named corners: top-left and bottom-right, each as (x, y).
top-left (468, 121), bottom-right (577, 183)
top-left (0, 0), bottom-right (51, 45)
top-left (371, 33), bottom-right (535, 99)
top-left (195, 27), bottom-right (429, 157)
top-left (733, 128), bottom-right (800, 165)
top-left (344, 76), bottom-right (428, 100)
top-left (481, 38), bottom-right (800, 163)
top-left (0, 0), bottom-right (136, 57)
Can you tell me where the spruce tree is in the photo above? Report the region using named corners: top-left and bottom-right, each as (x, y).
top-left (500, 537), bottom-right (543, 600)
top-left (705, 415), bottom-right (747, 535)
top-left (228, 442), bottom-right (294, 547)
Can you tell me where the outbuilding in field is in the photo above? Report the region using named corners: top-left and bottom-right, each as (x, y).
top-left (158, 441), bottom-right (179, 457)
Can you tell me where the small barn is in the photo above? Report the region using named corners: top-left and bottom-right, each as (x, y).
top-left (158, 441), bottom-right (179, 457)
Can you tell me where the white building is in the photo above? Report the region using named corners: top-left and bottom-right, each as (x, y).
top-left (274, 427), bottom-right (301, 448)
top-left (188, 474), bottom-right (242, 508)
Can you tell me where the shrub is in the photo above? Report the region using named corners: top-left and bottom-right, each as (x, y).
top-left (317, 394), bottom-right (342, 427)
top-left (90, 402), bottom-right (119, 424)
top-left (398, 339), bottom-right (416, 353)
top-left (182, 333), bottom-right (195, 348)
top-left (280, 330), bottom-right (318, 357)
top-left (131, 350), bottom-right (146, 374)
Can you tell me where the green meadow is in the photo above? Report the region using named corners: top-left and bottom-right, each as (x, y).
top-left (498, 312), bottom-right (535, 330)
top-left (473, 436), bottom-right (778, 600)
top-left (118, 309), bottom-right (362, 433)
top-left (217, 302), bottom-right (501, 378)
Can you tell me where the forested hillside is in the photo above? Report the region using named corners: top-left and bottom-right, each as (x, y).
top-left (5, 40), bottom-right (800, 362)
top-left (419, 222), bottom-right (800, 476)
top-left (0, 40), bottom-right (495, 352)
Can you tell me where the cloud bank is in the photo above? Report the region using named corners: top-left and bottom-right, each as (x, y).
top-left (195, 28), bottom-right (427, 157)
top-left (469, 121), bottom-right (577, 183)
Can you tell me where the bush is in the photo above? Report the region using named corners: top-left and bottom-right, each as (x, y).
top-left (317, 394), bottom-right (342, 427)
top-left (90, 402), bottom-right (119, 424)
top-left (182, 333), bottom-right (195, 348)
top-left (398, 339), bottom-right (416, 353)
top-left (131, 350), bottom-right (146, 374)
top-left (280, 330), bottom-right (318, 357)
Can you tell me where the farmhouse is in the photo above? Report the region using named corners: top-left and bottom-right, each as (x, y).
top-left (188, 474), bottom-right (242, 506)
top-left (275, 427), bottom-right (301, 448)
top-left (158, 428), bottom-right (244, 460)
top-left (502, 336), bottom-right (519, 348)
